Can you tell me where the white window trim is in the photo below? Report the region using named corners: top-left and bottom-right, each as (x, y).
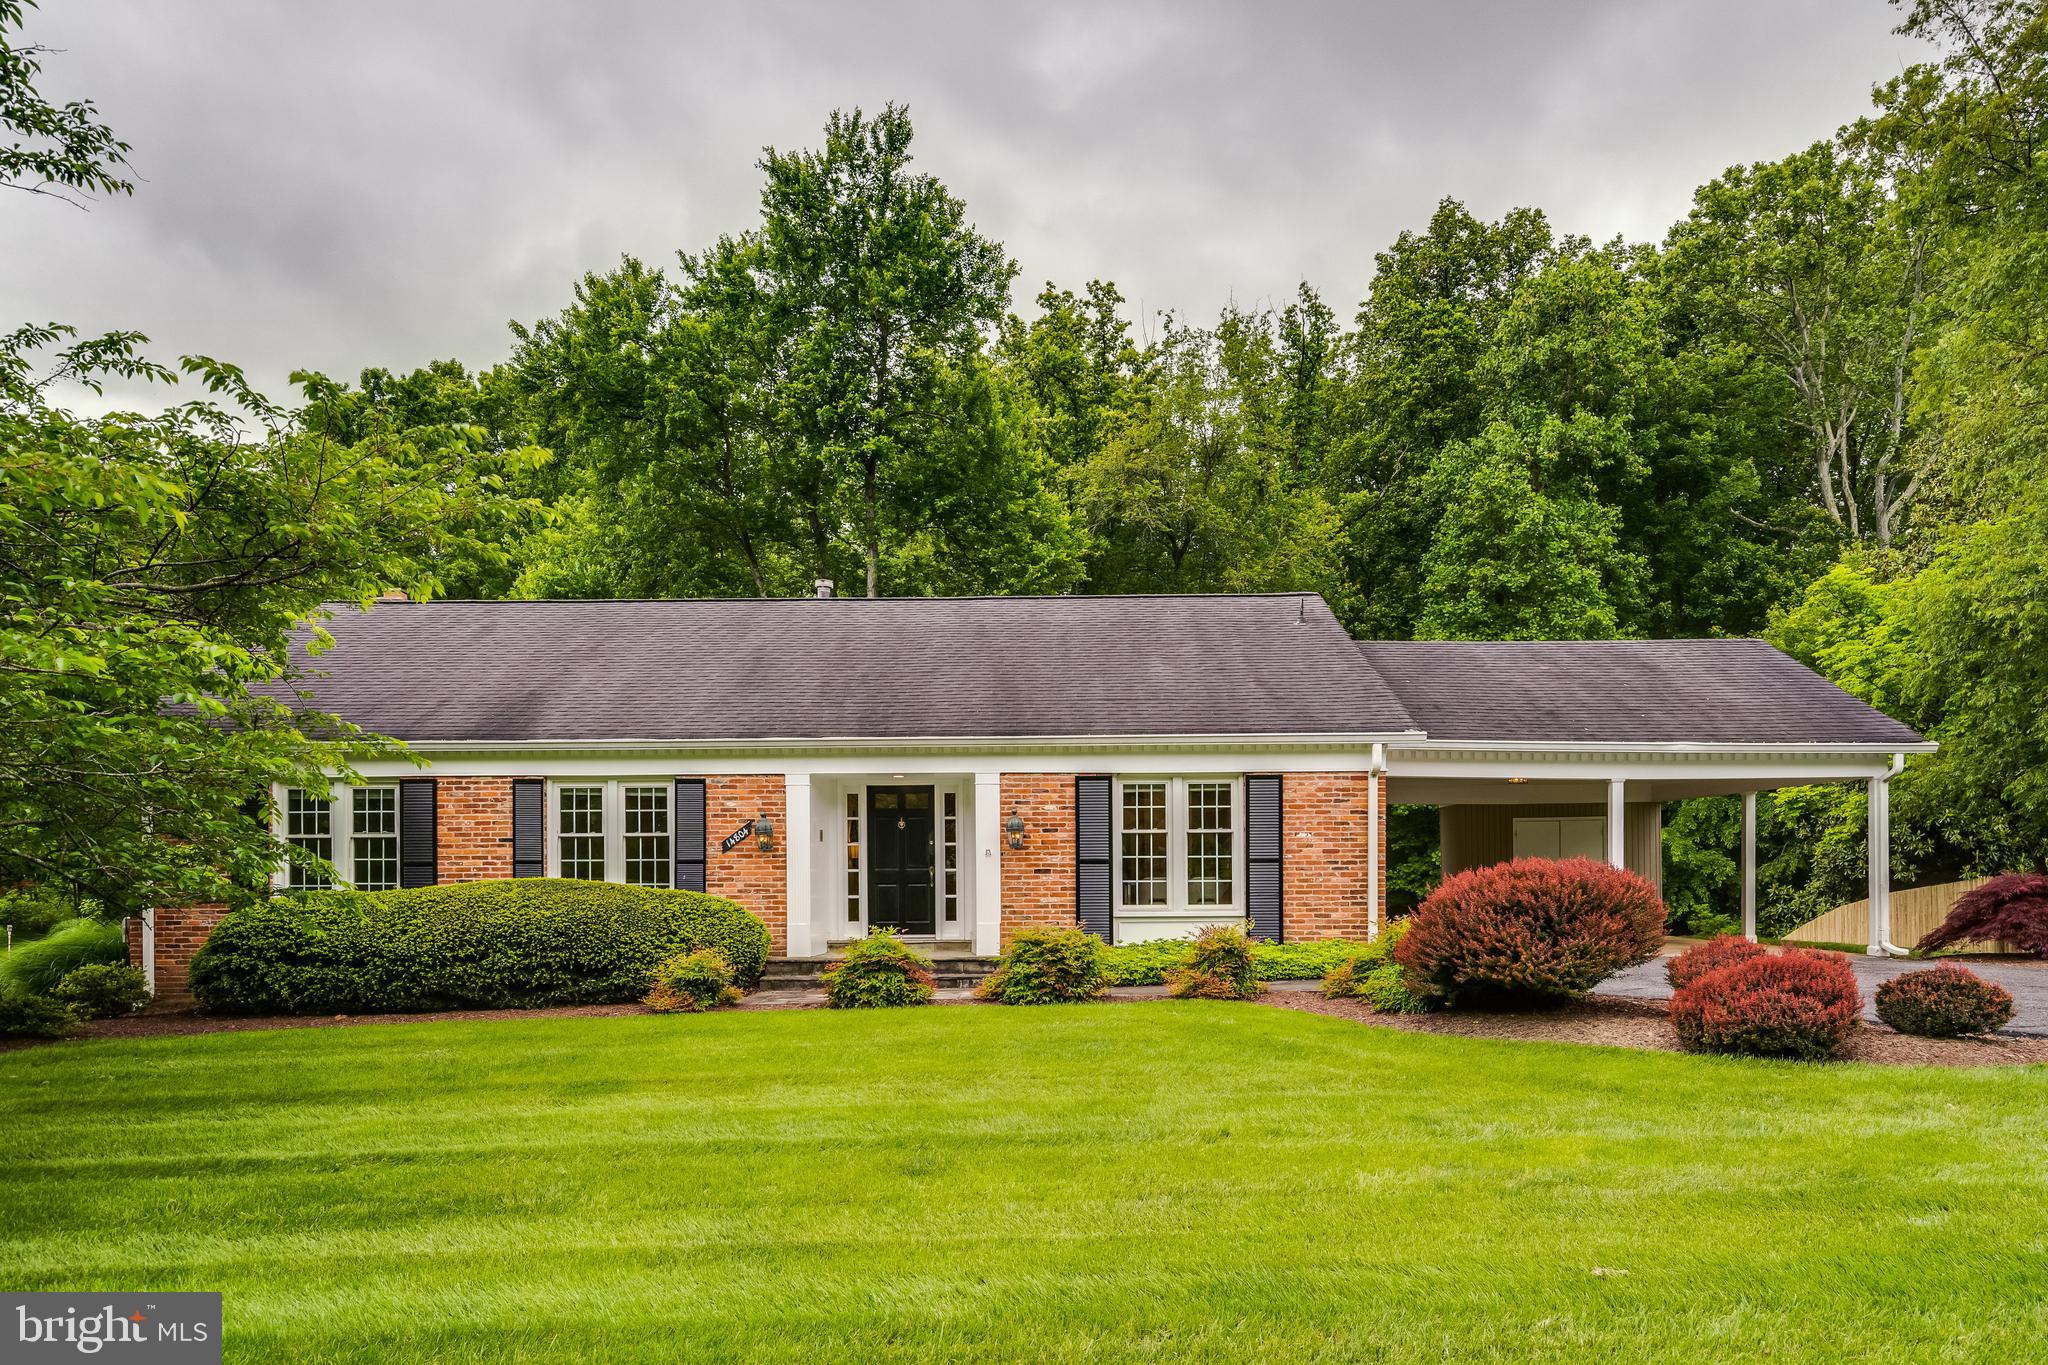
top-left (1112, 776), bottom-right (1245, 918)
top-left (272, 782), bottom-right (402, 891)
top-left (546, 779), bottom-right (674, 886)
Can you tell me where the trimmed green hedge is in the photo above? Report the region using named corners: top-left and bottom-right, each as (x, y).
top-left (189, 879), bottom-right (770, 1016)
top-left (1099, 935), bottom-right (1366, 986)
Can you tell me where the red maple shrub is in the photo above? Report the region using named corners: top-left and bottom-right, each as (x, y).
top-left (1916, 873), bottom-right (2048, 956)
top-left (1668, 949), bottom-right (1862, 1060)
top-left (1394, 857), bottom-right (1666, 1008)
top-left (1665, 934), bottom-right (1768, 991)
top-left (1874, 964), bottom-right (2014, 1038)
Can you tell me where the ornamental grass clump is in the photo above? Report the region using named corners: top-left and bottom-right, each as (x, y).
top-left (643, 948), bottom-right (741, 1013)
top-left (1165, 924), bottom-right (1262, 1000)
top-left (1395, 858), bottom-right (1666, 1009)
top-left (0, 917), bottom-right (126, 997)
top-left (1668, 948), bottom-right (1862, 1060)
top-left (977, 927), bottom-right (1107, 1005)
top-left (1917, 872), bottom-right (2048, 956)
top-left (1874, 964), bottom-right (2014, 1038)
top-left (1665, 934), bottom-right (1768, 991)
top-left (822, 929), bottom-right (936, 1009)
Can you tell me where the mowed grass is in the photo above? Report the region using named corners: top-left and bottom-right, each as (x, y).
top-left (5, 1005), bottom-right (2048, 1363)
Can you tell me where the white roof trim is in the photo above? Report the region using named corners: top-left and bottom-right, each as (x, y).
top-left (1394, 740), bottom-right (1936, 757)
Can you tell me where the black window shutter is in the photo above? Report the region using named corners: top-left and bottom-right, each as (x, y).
top-left (399, 778), bottom-right (438, 888)
top-left (674, 778), bottom-right (707, 892)
top-left (1075, 775), bottom-right (1112, 941)
top-left (511, 778), bottom-right (545, 878)
top-left (1246, 774), bottom-right (1283, 942)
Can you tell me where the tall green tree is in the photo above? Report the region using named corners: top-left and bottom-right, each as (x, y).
top-left (0, 0), bottom-right (132, 204)
top-left (758, 104), bottom-right (1020, 596)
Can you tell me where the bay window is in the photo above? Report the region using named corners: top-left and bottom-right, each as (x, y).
top-left (1114, 777), bottom-right (1240, 915)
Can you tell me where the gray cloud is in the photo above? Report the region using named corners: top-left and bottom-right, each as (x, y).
top-left (4, 0), bottom-right (1921, 408)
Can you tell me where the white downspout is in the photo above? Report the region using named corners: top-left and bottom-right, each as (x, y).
top-left (1366, 743), bottom-right (1385, 941)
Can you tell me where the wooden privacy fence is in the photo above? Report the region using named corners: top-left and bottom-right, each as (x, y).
top-left (1785, 877), bottom-right (2008, 953)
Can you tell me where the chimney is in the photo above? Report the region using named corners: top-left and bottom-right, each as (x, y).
top-left (814, 578), bottom-right (834, 599)
top-left (378, 589), bottom-right (409, 602)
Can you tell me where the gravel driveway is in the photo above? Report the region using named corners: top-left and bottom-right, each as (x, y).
top-left (1602, 952), bottom-right (2048, 1037)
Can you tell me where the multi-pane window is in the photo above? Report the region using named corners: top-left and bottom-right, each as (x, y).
top-left (350, 787), bottom-right (400, 892)
top-left (285, 788), bottom-right (333, 889)
top-left (1186, 782), bottom-right (1235, 906)
top-left (845, 792), bottom-right (862, 923)
top-left (941, 791), bottom-right (960, 926)
top-left (1116, 778), bottom-right (1239, 912)
top-left (622, 785), bottom-right (671, 887)
top-left (1120, 781), bottom-right (1169, 906)
top-left (557, 786), bottom-right (605, 881)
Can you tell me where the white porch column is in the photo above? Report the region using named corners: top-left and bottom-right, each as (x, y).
top-left (140, 908), bottom-right (156, 993)
top-left (1867, 768), bottom-right (1891, 957)
top-left (972, 772), bottom-right (1003, 956)
top-left (1605, 778), bottom-right (1626, 868)
top-left (1740, 791), bottom-right (1758, 943)
top-left (783, 774), bottom-right (814, 958)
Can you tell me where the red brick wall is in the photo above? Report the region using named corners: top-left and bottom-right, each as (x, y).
top-left (706, 774), bottom-right (787, 954)
top-left (993, 771), bottom-right (1385, 947)
top-left (130, 772), bottom-right (795, 1007)
top-left (438, 776), bottom-right (519, 881)
top-left (999, 773), bottom-right (1078, 947)
top-left (1283, 771), bottom-right (1381, 941)
top-left (128, 903), bottom-right (228, 1010)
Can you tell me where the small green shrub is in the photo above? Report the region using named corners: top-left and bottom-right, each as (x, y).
top-left (190, 879), bottom-right (769, 1015)
top-left (643, 949), bottom-right (741, 1013)
top-left (1319, 921), bottom-right (1424, 1013)
top-left (0, 889), bottom-right (81, 940)
top-left (1359, 961), bottom-right (1428, 1014)
top-left (1166, 924), bottom-right (1262, 1000)
top-left (50, 963), bottom-right (151, 1019)
top-left (0, 991), bottom-right (77, 1039)
top-left (0, 917), bottom-right (126, 997)
top-left (1874, 965), bottom-right (2014, 1038)
top-left (978, 928), bottom-right (1107, 1005)
top-left (822, 929), bottom-right (935, 1009)
top-left (1102, 934), bottom-right (1371, 986)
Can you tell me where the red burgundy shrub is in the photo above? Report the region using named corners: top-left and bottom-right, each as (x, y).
top-left (1874, 964), bottom-right (2014, 1038)
top-left (1668, 949), bottom-right (1862, 1060)
top-left (1916, 873), bottom-right (2048, 956)
top-left (1666, 934), bottom-right (1768, 991)
top-left (1393, 857), bottom-right (1666, 1008)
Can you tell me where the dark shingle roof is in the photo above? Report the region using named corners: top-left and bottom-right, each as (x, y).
top-left (1354, 639), bottom-right (1925, 747)
top-left (278, 594), bottom-right (1416, 742)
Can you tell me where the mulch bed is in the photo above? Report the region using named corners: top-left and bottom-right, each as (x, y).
top-left (1261, 990), bottom-right (2048, 1068)
top-left (6, 987), bottom-right (2045, 1068)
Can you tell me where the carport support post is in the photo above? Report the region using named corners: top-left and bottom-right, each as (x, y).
top-left (1867, 768), bottom-right (1891, 957)
top-left (1740, 792), bottom-right (1757, 943)
top-left (1605, 778), bottom-right (1626, 869)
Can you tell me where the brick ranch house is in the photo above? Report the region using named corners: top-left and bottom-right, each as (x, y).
top-left (132, 592), bottom-right (1931, 1005)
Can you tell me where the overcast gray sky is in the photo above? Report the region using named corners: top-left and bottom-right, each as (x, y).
top-left (5, 0), bottom-right (1922, 407)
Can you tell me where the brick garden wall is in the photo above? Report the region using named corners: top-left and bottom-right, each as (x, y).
top-left (998, 773), bottom-right (1078, 948)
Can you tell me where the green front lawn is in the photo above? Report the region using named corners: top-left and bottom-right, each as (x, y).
top-left (4, 1005), bottom-right (2047, 1362)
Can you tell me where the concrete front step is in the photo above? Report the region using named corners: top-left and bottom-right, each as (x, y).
top-left (762, 955), bottom-right (1002, 990)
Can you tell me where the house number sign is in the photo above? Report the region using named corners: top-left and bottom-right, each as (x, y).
top-left (720, 820), bottom-right (756, 853)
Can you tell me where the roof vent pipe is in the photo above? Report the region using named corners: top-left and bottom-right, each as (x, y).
top-left (814, 578), bottom-right (834, 599)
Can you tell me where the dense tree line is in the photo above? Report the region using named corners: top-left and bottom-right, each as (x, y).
top-left (4, 0), bottom-right (2046, 931)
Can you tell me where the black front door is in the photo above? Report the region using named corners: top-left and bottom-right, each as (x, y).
top-left (867, 786), bottom-right (936, 935)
